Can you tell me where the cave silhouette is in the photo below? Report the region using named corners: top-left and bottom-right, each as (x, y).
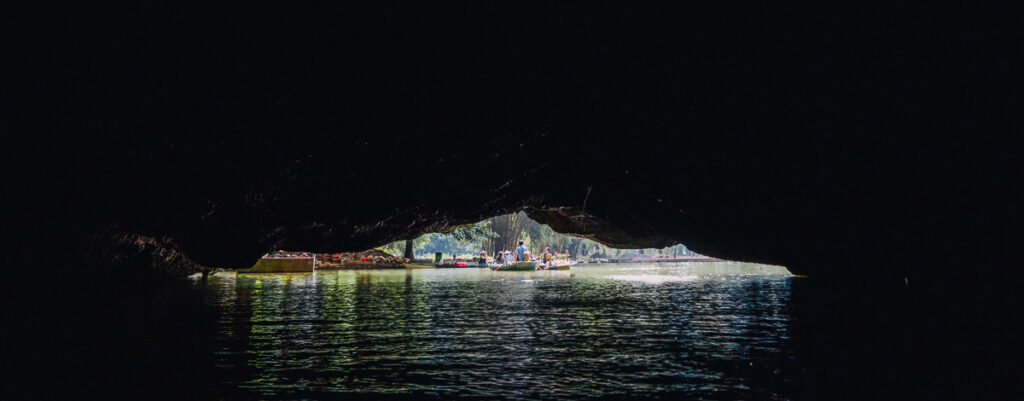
top-left (6, 2), bottom-right (1020, 400)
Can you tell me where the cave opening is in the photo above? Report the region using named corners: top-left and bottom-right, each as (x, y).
top-left (228, 212), bottom-right (792, 277)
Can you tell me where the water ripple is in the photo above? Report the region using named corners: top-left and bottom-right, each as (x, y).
top-left (201, 263), bottom-right (798, 400)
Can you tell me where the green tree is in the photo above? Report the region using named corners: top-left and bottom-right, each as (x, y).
top-left (486, 212), bottom-right (530, 254)
top-left (378, 213), bottom-right (695, 261)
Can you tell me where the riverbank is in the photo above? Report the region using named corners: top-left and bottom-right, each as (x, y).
top-left (316, 261), bottom-right (404, 270)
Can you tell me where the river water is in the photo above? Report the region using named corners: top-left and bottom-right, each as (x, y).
top-left (185, 262), bottom-right (799, 400)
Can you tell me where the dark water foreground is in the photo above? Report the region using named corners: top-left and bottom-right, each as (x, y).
top-left (200, 263), bottom-right (797, 400)
top-left (6, 263), bottom-right (1017, 400)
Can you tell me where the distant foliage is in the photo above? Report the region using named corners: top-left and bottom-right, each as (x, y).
top-left (378, 220), bottom-right (496, 257)
top-left (378, 214), bottom-right (695, 259)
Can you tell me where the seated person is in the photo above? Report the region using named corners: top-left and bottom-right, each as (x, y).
top-left (515, 241), bottom-right (528, 262)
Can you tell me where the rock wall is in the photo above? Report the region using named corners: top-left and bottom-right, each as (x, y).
top-left (10, 3), bottom-right (1017, 282)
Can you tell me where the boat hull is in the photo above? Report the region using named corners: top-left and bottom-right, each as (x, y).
top-left (318, 262), bottom-right (403, 270)
top-left (436, 264), bottom-right (488, 268)
top-left (489, 262), bottom-right (538, 271)
top-left (238, 258), bottom-right (314, 273)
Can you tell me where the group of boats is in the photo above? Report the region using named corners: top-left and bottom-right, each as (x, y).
top-left (402, 259), bottom-right (576, 271)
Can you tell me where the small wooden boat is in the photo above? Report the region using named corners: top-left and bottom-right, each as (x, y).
top-left (540, 261), bottom-right (575, 270)
top-left (238, 257), bottom-right (314, 273)
top-left (318, 261), bottom-right (404, 270)
top-left (405, 261), bottom-right (490, 269)
top-left (436, 263), bottom-right (488, 268)
top-left (489, 261), bottom-right (538, 271)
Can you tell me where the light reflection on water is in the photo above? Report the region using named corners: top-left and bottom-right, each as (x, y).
top-left (203, 262), bottom-right (799, 400)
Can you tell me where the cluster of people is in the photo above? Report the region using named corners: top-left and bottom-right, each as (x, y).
top-left (487, 241), bottom-right (529, 264)
top-left (484, 242), bottom-right (572, 264)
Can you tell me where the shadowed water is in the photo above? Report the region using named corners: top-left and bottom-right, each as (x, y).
top-left (195, 262), bottom-right (799, 400)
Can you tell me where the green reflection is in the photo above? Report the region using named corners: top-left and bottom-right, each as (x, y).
top-left (204, 263), bottom-right (794, 398)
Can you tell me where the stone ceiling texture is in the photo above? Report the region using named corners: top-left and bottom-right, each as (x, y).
top-left (9, 2), bottom-right (1018, 281)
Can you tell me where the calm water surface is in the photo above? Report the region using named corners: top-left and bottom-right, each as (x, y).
top-left (199, 262), bottom-right (798, 400)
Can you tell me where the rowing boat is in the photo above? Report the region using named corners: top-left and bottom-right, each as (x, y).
top-left (539, 261), bottom-right (575, 270)
top-left (318, 261), bottom-right (403, 270)
top-left (405, 262), bottom-right (489, 269)
top-left (238, 257), bottom-right (314, 273)
top-left (436, 263), bottom-right (488, 268)
top-left (489, 261), bottom-right (538, 271)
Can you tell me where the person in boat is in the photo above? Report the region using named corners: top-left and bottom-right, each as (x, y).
top-left (479, 251), bottom-right (488, 265)
top-left (515, 241), bottom-right (528, 262)
top-left (494, 251), bottom-right (504, 264)
top-left (543, 247), bottom-right (552, 264)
